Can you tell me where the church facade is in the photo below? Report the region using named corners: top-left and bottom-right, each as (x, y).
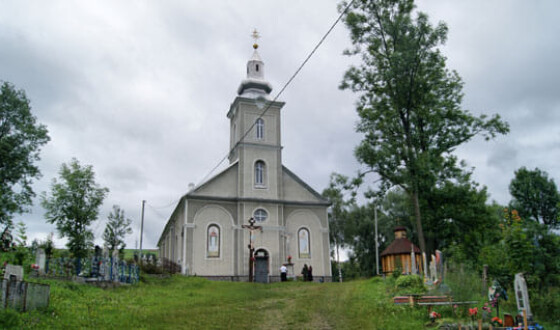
top-left (157, 40), bottom-right (332, 282)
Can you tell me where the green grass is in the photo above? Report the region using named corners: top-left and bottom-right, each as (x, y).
top-left (11, 276), bottom-right (429, 329)
top-left (7, 276), bottom-right (556, 329)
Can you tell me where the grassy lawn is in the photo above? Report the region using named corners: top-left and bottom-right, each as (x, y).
top-left (9, 276), bottom-right (430, 329)
top-left (6, 275), bottom-right (556, 329)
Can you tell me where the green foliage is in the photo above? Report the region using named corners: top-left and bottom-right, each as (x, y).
top-left (41, 158), bottom-right (109, 258)
top-left (444, 263), bottom-right (484, 302)
top-left (340, 0), bottom-right (509, 254)
top-left (395, 275), bottom-right (426, 294)
top-left (509, 166), bottom-right (559, 227)
top-left (38, 232), bottom-right (55, 258)
top-left (14, 220), bottom-right (27, 246)
top-left (530, 286), bottom-right (560, 327)
top-left (102, 205), bottom-right (133, 253)
top-left (0, 81), bottom-right (50, 228)
top-left (0, 308), bottom-right (21, 328)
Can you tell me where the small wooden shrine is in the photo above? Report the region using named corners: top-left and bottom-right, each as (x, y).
top-left (380, 226), bottom-right (423, 275)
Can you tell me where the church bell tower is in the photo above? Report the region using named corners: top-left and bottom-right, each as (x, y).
top-left (227, 30), bottom-right (285, 200)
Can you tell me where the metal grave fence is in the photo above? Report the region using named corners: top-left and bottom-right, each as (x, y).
top-left (44, 257), bottom-right (139, 284)
top-left (1, 278), bottom-right (50, 312)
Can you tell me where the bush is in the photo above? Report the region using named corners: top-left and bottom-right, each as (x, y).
top-left (395, 275), bottom-right (426, 294)
top-left (531, 287), bottom-right (560, 326)
top-left (140, 262), bottom-right (164, 275)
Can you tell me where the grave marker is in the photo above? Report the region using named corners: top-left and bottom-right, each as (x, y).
top-left (514, 273), bottom-right (532, 320)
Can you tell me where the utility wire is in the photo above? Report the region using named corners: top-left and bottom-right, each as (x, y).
top-left (197, 1), bottom-right (355, 186)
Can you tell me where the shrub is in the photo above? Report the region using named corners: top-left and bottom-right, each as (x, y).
top-left (395, 275), bottom-right (426, 294)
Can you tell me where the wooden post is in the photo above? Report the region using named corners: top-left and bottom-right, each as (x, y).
top-left (478, 319), bottom-right (482, 330)
top-left (458, 323), bottom-right (461, 330)
top-left (482, 265), bottom-right (488, 296)
top-left (523, 309), bottom-right (528, 330)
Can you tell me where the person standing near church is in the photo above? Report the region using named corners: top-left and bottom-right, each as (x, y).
top-left (280, 264), bottom-right (287, 282)
top-left (308, 265), bottom-right (313, 282)
top-left (301, 264), bottom-right (308, 281)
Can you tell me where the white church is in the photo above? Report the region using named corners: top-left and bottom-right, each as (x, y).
top-left (158, 36), bottom-right (332, 282)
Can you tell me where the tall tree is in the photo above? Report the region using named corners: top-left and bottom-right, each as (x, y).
top-left (322, 173), bottom-right (357, 282)
top-left (0, 82), bottom-right (50, 228)
top-left (340, 0), bottom-right (509, 254)
top-left (509, 167), bottom-right (559, 227)
top-left (41, 158), bottom-right (109, 258)
top-left (103, 205), bottom-right (133, 253)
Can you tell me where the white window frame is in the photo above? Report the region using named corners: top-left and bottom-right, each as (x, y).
top-left (254, 160), bottom-right (266, 187)
top-left (253, 208), bottom-right (268, 222)
top-left (256, 118), bottom-right (264, 140)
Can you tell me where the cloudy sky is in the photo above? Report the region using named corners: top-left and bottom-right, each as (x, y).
top-left (2, 1), bottom-right (559, 249)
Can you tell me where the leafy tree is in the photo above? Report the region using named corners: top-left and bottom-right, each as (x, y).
top-left (340, 0), bottom-right (509, 254)
top-left (322, 173), bottom-right (357, 281)
top-left (14, 220), bottom-right (27, 246)
top-left (103, 205), bottom-right (133, 254)
top-left (509, 167), bottom-right (559, 227)
top-left (0, 82), bottom-right (50, 229)
top-left (41, 158), bottom-right (109, 258)
top-left (38, 232), bottom-right (55, 258)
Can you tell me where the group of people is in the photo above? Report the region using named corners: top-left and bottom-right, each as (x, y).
top-left (301, 264), bottom-right (313, 282)
top-left (278, 263), bottom-right (314, 282)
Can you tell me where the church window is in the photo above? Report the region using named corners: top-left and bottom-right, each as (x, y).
top-left (207, 225), bottom-right (220, 258)
top-left (253, 208), bottom-right (268, 222)
top-left (255, 160), bottom-right (266, 186)
top-left (256, 118), bottom-right (264, 139)
top-left (256, 64), bottom-right (259, 72)
top-left (298, 228), bottom-right (310, 259)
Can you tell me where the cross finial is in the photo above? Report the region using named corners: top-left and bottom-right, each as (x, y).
top-left (251, 28), bottom-right (260, 49)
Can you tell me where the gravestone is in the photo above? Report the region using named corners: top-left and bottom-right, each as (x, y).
top-left (422, 252), bottom-right (428, 279)
top-left (35, 248), bottom-right (46, 275)
top-left (112, 250), bottom-right (119, 282)
top-left (429, 254), bottom-right (437, 282)
top-left (4, 264), bottom-right (23, 281)
top-left (514, 273), bottom-right (532, 319)
top-left (101, 248), bottom-right (110, 281)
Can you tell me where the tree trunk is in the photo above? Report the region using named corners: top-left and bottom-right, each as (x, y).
top-left (336, 241), bottom-right (342, 283)
top-left (412, 190), bottom-right (427, 255)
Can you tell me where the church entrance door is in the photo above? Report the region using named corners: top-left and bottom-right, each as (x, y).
top-left (254, 249), bottom-right (269, 283)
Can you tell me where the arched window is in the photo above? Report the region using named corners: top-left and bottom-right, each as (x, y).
top-left (255, 160), bottom-right (266, 186)
top-left (298, 228), bottom-right (310, 259)
top-left (253, 208), bottom-right (268, 222)
top-left (207, 225), bottom-right (220, 258)
top-left (256, 118), bottom-right (264, 140)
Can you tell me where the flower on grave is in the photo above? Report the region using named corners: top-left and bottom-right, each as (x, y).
top-left (287, 255), bottom-right (292, 262)
top-left (482, 302), bottom-right (491, 313)
top-left (468, 307), bottom-right (478, 317)
top-left (429, 311), bottom-right (441, 322)
top-left (491, 317), bottom-right (503, 326)
top-left (469, 307), bottom-right (478, 323)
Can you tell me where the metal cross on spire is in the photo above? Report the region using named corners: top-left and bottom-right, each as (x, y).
top-left (251, 28), bottom-right (260, 49)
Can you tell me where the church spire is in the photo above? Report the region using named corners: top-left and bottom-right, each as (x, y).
top-left (237, 29), bottom-right (272, 98)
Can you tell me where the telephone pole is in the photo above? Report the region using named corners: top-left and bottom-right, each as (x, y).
top-left (374, 203), bottom-right (379, 275)
top-left (139, 200), bottom-right (146, 262)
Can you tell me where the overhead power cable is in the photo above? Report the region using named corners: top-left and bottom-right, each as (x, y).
top-left (197, 0), bottom-right (355, 186)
